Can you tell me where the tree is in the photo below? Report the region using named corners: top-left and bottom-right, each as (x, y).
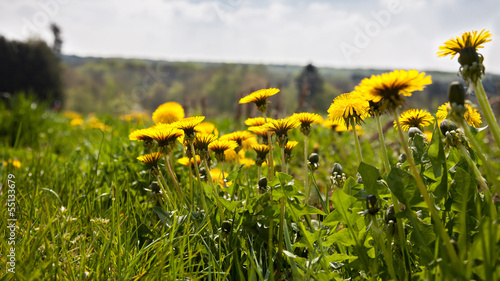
top-left (50, 23), bottom-right (63, 56)
top-left (0, 36), bottom-right (63, 104)
top-left (295, 63), bottom-right (324, 111)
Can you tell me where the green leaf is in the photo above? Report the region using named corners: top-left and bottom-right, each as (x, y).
top-left (387, 167), bottom-right (423, 208)
top-left (330, 189), bottom-right (357, 225)
top-left (358, 162), bottom-right (380, 195)
top-left (411, 133), bottom-right (428, 165)
top-left (449, 167), bottom-right (473, 212)
top-left (427, 121), bottom-right (445, 178)
top-left (152, 206), bottom-right (173, 225)
top-left (342, 177), bottom-right (361, 195)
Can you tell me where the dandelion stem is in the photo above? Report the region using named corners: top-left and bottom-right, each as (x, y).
top-left (164, 154), bottom-right (182, 202)
top-left (281, 146), bottom-right (287, 174)
top-left (264, 112), bottom-right (275, 181)
top-left (473, 79), bottom-right (500, 148)
top-left (374, 112), bottom-right (391, 172)
top-left (393, 109), bottom-right (460, 267)
top-left (190, 141), bottom-right (208, 211)
top-left (304, 135), bottom-right (310, 203)
top-left (460, 121), bottom-right (500, 199)
top-left (351, 118), bottom-right (363, 163)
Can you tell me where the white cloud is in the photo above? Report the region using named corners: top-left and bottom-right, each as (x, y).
top-left (0, 0), bottom-right (499, 73)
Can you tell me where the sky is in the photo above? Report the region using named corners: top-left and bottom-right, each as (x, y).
top-left (1, 0), bottom-right (500, 73)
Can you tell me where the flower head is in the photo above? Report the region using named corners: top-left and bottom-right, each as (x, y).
top-left (172, 116), bottom-right (205, 141)
top-left (436, 102), bottom-right (482, 128)
top-left (252, 144), bottom-right (270, 166)
top-left (248, 125), bottom-right (274, 142)
top-left (220, 131), bottom-right (254, 148)
top-left (245, 117), bottom-right (273, 127)
top-left (152, 102), bottom-right (185, 124)
top-left (239, 88), bottom-right (280, 113)
top-left (284, 141), bottom-right (299, 161)
top-left (292, 112), bottom-right (322, 136)
top-left (178, 155), bottom-right (201, 166)
top-left (193, 133), bottom-right (217, 155)
top-left (327, 92), bottom-right (370, 128)
top-left (356, 70), bottom-right (432, 111)
top-left (3, 159), bottom-right (21, 169)
top-left (438, 29), bottom-right (492, 82)
top-left (196, 122), bottom-right (219, 136)
top-left (209, 139), bottom-right (239, 162)
top-left (394, 109), bottom-right (434, 131)
top-left (137, 152), bottom-right (163, 169)
top-left (264, 117), bottom-right (299, 147)
top-left (146, 124), bottom-right (184, 150)
top-left (438, 29), bottom-right (492, 59)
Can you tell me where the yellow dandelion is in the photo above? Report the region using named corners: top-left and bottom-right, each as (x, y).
top-left (239, 88), bottom-right (280, 113)
top-left (209, 139), bottom-right (239, 162)
top-left (146, 124), bottom-right (184, 148)
top-left (327, 92), bottom-right (370, 128)
top-left (292, 112), bottom-right (322, 136)
top-left (394, 109), bottom-right (434, 131)
top-left (194, 133), bottom-right (217, 152)
top-left (64, 111), bottom-right (82, 119)
top-left (239, 158), bottom-right (256, 167)
top-left (252, 144), bottom-right (270, 166)
top-left (244, 117), bottom-right (273, 127)
top-left (129, 128), bottom-right (153, 141)
top-left (264, 117), bottom-right (300, 147)
top-left (284, 141), bottom-right (298, 156)
top-left (248, 125), bottom-right (274, 139)
top-left (70, 118), bottom-right (84, 126)
top-left (178, 155), bottom-right (202, 166)
top-left (120, 111), bottom-right (150, 122)
top-left (137, 152), bottom-right (163, 168)
top-left (196, 122), bottom-right (219, 136)
top-left (323, 119), bottom-right (342, 131)
top-left (3, 159), bottom-right (21, 169)
top-left (220, 131), bottom-right (254, 149)
top-left (171, 116), bottom-right (205, 140)
top-left (225, 149), bottom-right (246, 163)
top-left (152, 102), bottom-right (185, 124)
top-left (436, 102), bottom-right (482, 128)
top-left (356, 70), bottom-right (432, 110)
top-left (438, 29), bottom-right (492, 59)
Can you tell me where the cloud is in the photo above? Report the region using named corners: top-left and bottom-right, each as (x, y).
top-left (0, 0), bottom-right (499, 73)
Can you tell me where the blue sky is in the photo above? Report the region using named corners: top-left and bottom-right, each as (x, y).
top-left (1, 0), bottom-right (499, 73)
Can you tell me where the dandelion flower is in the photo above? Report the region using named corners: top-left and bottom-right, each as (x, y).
top-left (137, 152), bottom-right (163, 168)
top-left (436, 102), bottom-right (482, 128)
top-left (152, 102), bottom-right (185, 124)
top-left (356, 70), bottom-right (432, 111)
top-left (438, 29), bottom-right (492, 59)
top-left (394, 109), bottom-right (434, 131)
top-left (194, 133), bottom-right (217, 154)
top-left (178, 155), bottom-right (201, 166)
top-left (172, 116), bottom-right (205, 141)
top-left (252, 144), bottom-right (270, 166)
top-left (209, 139), bottom-right (239, 162)
top-left (196, 122), bottom-right (218, 136)
top-left (245, 117), bottom-right (272, 127)
top-left (292, 112), bottom-right (322, 136)
top-left (284, 141), bottom-right (298, 161)
top-left (64, 111), bottom-right (82, 119)
top-left (129, 128), bottom-right (153, 141)
top-left (327, 92), bottom-right (370, 128)
top-left (264, 117), bottom-right (300, 147)
top-left (3, 159), bottom-right (21, 169)
top-left (248, 125), bottom-right (274, 142)
top-left (146, 124), bottom-right (184, 148)
top-left (70, 118), bottom-right (84, 126)
top-left (239, 88), bottom-right (280, 113)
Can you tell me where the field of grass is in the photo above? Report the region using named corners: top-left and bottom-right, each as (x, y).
top-left (1, 85), bottom-right (499, 281)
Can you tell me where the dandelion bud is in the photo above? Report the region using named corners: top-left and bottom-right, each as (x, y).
top-left (308, 153), bottom-right (319, 164)
top-left (199, 167), bottom-right (207, 179)
top-left (440, 119), bottom-right (458, 136)
top-left (385, 204), bottom-right (396, 223)
top-left (221, 220), bottom-right (232, 234)
top-left (448, 81), bottom-right (466, 106)
top-left (366, 195), bottom-right (379, 215)
top-left (331, 163), bottom-right (343, 175)
top-left (150, 181), bottom-right (160, 194)
top-left (408, 127), bottom-right (423, 138)
top-left (258, 177), bottom-right (267, 188)
top-left (458, 47), bottom-right (480, 67)
top-left (398, 153), bottom-right (407, 164)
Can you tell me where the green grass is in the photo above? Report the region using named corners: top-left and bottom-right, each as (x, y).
top-left (1, 95), bottom-right (500, 280)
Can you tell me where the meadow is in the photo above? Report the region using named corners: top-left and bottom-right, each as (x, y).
top-left (1, 30), bottom-right (500, 281)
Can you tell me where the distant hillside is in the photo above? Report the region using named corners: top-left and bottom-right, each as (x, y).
top-left (60, 55), bottom-right (500, 118)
